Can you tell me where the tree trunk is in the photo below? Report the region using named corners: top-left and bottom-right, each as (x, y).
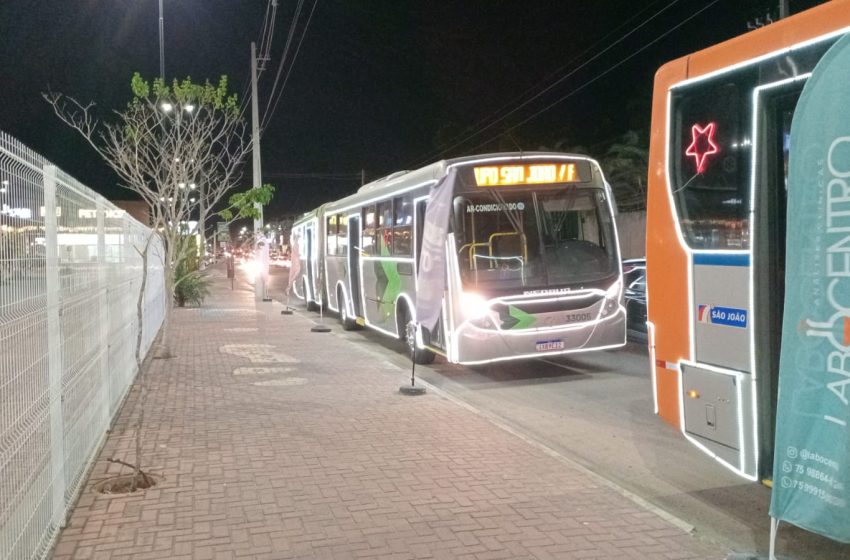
top-left (155, 254), bottom-right (176, 359)
top-left (131, 233), bottom-right (152, 492)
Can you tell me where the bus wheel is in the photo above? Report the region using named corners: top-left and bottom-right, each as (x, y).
top-left (399, 307), bottom-right (435, 365)
top-left (305, 279), bottom-right (319, 312)
top-left (338, 288), bottom-right (358, 331)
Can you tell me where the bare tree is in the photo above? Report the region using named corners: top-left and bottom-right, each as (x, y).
top-left (45, 73), bottom-right (254, 355)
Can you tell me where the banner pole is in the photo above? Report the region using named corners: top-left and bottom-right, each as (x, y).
top-left (400, 322), bottom-right (426, 395)
top-left (769, 518), bottom-right (779, 560)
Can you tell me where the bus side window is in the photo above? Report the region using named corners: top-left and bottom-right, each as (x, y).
top-left (362, 205), bottom-right (376, 256)
top-left (377, 200), bottom-right (393, 255)
top-left (326, 215), bottom-right (337, 255)
top-left (393, 195), bottom-right (413, 256)
top-left (337, 215), bottom-right (348, 256)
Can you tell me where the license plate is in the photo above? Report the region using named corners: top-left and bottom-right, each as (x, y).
top-left (536, 339), bottom-right (565, 352)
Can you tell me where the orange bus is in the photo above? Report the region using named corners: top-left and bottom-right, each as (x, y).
top-left (646, 0), bottom-right (850, 481)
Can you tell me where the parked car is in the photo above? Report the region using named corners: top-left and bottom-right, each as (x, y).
top-left (622, 258), bottom-right (647, 342)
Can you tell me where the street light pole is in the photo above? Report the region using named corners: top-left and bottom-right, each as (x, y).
top-left (158, 0), bottom-right (165, 80)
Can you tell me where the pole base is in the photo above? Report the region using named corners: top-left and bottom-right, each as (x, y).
top-left (399, 384), bottom-right (426, 396)
top-left (262, 297), bottom-right (273, 302)
top-left (281, 308), bottom-right (294, 315)
top-left (311, 324), bottom-right (331, 333)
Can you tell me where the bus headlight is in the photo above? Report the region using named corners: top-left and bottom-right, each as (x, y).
top-left (460, 292), bottom-right (490, 320)
top-left (601, 280), bottom-right (622, 317)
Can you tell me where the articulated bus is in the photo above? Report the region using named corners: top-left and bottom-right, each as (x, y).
top-left (646, 0), bottom-right (850, 481)
top-left (291, 152), bottom-right (626, 365)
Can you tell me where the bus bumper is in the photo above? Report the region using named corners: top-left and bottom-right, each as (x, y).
top-left (451, 307), bottom-right (627, 365)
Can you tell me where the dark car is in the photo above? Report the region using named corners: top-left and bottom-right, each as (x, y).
top-left (622, 258), bottom-right (647, 342)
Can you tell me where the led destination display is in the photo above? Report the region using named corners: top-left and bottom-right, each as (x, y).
top-left (472, 163), bottom-right (586, 187)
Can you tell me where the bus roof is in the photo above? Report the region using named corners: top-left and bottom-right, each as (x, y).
top-left (657, 0), bottom-right (850, 84)
top-left (322, 151), bottom-right (597, 215)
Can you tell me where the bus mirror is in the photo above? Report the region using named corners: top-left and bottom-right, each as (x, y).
top-left (452, 197), bottom-right (466, 238)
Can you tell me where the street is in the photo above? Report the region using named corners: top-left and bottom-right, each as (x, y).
top-left (267, 264), bottom-right (850, 560)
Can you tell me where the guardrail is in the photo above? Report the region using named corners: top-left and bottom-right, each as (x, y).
top-left (0, 131), bottom-right (166, 560)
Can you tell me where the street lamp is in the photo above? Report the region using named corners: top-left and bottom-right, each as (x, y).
top-left (158, 0), bottom-right (165, 80)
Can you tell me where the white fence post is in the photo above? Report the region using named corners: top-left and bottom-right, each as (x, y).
top-left (96, 202), bottom-right (110, 427)
top-left (43, 164), bottom-right (67, 529)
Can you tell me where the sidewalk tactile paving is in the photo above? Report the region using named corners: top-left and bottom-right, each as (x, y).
top-left (50, 269), bottom-right (727, 559)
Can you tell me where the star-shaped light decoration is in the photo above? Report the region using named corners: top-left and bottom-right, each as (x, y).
top-left (685, 122), bottom-right (719, 174)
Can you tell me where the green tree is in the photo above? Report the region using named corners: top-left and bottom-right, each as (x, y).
top-left (601, 130), bottom-right (648, 212)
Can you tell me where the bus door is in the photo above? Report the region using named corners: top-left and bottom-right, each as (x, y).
top-left (754, 86), bottom-right (801, 479)
top-left (348, 215), bottom-right (363, 317)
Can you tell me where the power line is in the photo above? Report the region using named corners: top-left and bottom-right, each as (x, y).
top-left (261, 0), bottom-right (320, 131)
top-left (264, 172), bottom-right (361, 180)
top-left (256, 0), bottom-right (272, 63)
top-left (408, 0), bottom-right (675, 167)
top-left (408, 0), bottom-right (684, 167)
top-left (464, 0), bottom-right (723, 156)
top-left (261, 0), bottom-right (307, 126)
top-left (238, 1), bottom-right (278, 119)
top-left (258, 0), bottom-right (279, 66)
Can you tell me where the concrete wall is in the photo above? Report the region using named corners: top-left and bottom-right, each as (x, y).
top-left (616, 210), bottom-right (646, 260)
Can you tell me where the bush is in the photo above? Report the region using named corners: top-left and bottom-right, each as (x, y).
top-left (174, 266), bottom-right (211, 307)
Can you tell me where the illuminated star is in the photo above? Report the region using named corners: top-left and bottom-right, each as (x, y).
top-left (685, 122), bottom-right (719, 174)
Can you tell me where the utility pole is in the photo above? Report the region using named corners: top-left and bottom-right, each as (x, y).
top-left (779, 0), bottom-right (789, 19)
top-left (251, 42), bottom-right (267, 301)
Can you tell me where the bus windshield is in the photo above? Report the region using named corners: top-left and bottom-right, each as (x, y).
top-left (453, 187), bottom-right (617, 292)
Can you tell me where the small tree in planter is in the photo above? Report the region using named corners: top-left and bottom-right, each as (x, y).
top-left (45, 74), bottom-right (271, 491)
top-left (46, 73), bottom-right (256, 356)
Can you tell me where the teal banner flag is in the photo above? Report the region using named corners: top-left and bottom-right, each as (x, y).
top-left (770, 33), bottom-right (850, 544)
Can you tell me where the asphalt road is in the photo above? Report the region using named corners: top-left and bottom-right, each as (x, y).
top-left (266, 265), bottom-right (849, 560)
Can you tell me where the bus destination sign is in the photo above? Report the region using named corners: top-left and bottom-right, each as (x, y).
top-left (473, 163), bottom-right (582, 187)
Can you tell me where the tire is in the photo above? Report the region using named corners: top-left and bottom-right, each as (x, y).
top-left (338, 287), bottom-right (358, 331)
top-left (305, 279), bottom-right (319, 312)
top-left (398, 304), bottom-right (436, 365)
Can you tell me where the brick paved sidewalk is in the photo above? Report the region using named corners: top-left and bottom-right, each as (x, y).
top-left (51, 268), bottom-right (727, 560)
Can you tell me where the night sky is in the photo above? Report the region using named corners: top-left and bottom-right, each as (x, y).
top-left (0, 0), bottom-right (826, 217)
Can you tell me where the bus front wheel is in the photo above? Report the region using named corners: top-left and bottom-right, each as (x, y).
top-left (398, 306), bottom-right (435, 365)
top-left (338, 288), bottom-right (358, 331)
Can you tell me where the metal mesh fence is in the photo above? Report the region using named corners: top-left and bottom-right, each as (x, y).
top-left (0, 131), bottom-right (166, 560)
